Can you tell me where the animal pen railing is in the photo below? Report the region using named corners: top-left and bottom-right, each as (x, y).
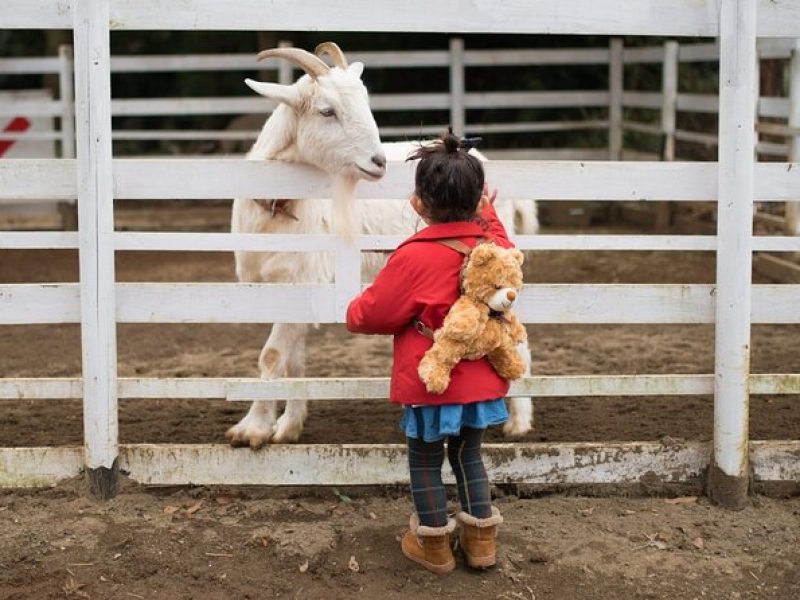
top-left (5, 33), bottom-right (800, 247)
top-left (1, 0), bottom-right (800, 507)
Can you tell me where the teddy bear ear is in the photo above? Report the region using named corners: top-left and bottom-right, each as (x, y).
top-left (468, 243), bottom-right (495, 266)
top-left (510, 249), bottom-right (524, 265)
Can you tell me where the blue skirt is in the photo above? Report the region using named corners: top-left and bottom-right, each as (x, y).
top-left (400, 398), bottom-right (509, 442)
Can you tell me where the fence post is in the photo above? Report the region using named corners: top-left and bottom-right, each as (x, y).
top-left (73, 0), bottom-right (119, 499)
top-left (608, 38), bottom-right (624, 160)
top-left (278, 40), bottom-right (293, 86)
top-left (656, 40), bottom-right (679, 230)
top-left (709, 0), bottom-right (756, 510)
top-left (58, 44), bottom-right (75, 159)
top-left (449, 37), bottom-right (465, 136)
top-left (786, 39), bottom-right (800, 241)
top-left (57, 43), bottom-right (78, 230)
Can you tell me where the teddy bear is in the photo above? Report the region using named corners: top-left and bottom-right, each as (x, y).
top-left (417, 242), bottom-right (528, 394)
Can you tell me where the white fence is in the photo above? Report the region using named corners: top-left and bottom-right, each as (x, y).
top-left (1, 0), bottom-right (800, 507)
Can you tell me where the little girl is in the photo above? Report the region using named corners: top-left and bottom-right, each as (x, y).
top-left (346, 131), bottom-right (515, 574)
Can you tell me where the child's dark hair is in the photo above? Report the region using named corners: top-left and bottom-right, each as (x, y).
top-left (407, 130), bottom-right (485, 223)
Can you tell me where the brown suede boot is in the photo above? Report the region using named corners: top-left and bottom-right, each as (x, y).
top-left (457, 507), bottom-right (503, 568)
top-left (400, 514), bottom-right (456, 574)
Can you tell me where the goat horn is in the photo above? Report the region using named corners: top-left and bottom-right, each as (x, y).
top-left (256, 47), bottom-right (330, 79)
top-left (314, 42), bottom-right (348, 69)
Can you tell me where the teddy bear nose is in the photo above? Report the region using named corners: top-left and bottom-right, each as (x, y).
top-left (506, 290), bottom-right (517, 302)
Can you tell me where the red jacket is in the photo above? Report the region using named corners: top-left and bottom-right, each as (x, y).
top-left (346, 205), bottom-right (514, 406)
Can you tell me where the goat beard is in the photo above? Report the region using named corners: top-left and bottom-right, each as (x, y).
top-left (331, 174), bottom-right (362, 243)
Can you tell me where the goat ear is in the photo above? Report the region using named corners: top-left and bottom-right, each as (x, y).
top-left (244, 79), bottom-right (300, 107)
top-left (347, 61), bottom-right (364, 78)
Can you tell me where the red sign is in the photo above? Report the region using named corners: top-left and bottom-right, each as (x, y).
top-left (0, 117), bottom-right (32, 157)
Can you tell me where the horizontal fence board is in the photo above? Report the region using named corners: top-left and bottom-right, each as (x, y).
top-left (464, 91), bottom-right (608, 109)
top-left (678, 43), bottom-right (720, 62)
top-left (107, 0), bottom-right (723, 35)
top-left (758, 141), bottom-right (789, 157)
top-left (109, 91), bottom-right (609, 118)
top-left (752, 285), bottom-right (800, 324)
top-left (117, 442), bottom-right (709, 486)
top-left (1, 0), bottom-right (73, 29)
top-left (0, 446), bottom-right (83, 487)
top-left (751, 441), bottom-right (800, 482)
top-left (116, 283), bottom-right (338, 323)
top-left (675, 129), bottom-right (719, 146)
top-left (468, 120), bottom-right (609, 134)
top-left (752, 237), bottom-right (800, 252)
top-left (4, 1), bottom-right (799, 36)
top-left (622, 120), bottom-right (663, 136)
top-left (0, 99), bottom-right (62, 117)
top-left (3, 283), bottom-right (795, 326)
top-left (0, 56), bottom-right (61, 75)
top-left (0, 160), bottom-right (77, 201)
top-left (464, 48), bottom-right (610, 66)
top-left (622, 47), bottom-right (664, 64)
top-left (3, 374), bottom-right (799, 401)
top-left (111, 53), bottom-right (266, 72)
top-left (109, 51), bottom-right (451, 72)
top-left (484, 149), bottom-right (609, 160)
top-left (622, 91), bottom-right (662, 109)
top-left (6, 230), bottom-right (795, 254)
top-left (2, 441), bottom-right (797, 488)
top-left (3, 159), bottom-right (800, 203)
top-left (110, 283), bottom-right (722, 324)
top-left (113, 232), bottom-right (724, 253)
top-left (0, 232), bottom-right (79, 250)
top-left (759, 96), bottom-right (790, 119)
top-left (111, 97), bottom-right (274, 117)
top-left (111, 160), bottom-right (800, 202)
top-left (0, 131), bottom-right (63, 141)
top-left (677, 93), bottom-right (718, 114)
top-left (0, 284), bottom-right (80, 324)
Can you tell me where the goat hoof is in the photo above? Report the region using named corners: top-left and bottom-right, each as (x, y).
top-left (502, 418), bottom-right (531, 438)
top-left (271, 420), bottom-right (303, 444)
top-left (225, 426), bottom-right (273, 450)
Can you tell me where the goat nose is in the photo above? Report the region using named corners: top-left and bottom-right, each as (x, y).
top-left (506, 290), bottom-right (517, 302)
top-left (371, 153), bottom-right (387, 169)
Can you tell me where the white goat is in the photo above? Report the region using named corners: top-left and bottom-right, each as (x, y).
top-left (226, 43), bottom-right (537, 447)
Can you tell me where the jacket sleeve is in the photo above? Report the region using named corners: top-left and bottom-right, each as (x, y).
top-left (346, 250), bottom-right (422, 335)
top-left (478, 203), bottom-right (513, 248)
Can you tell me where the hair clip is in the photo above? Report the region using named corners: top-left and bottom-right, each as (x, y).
top-left (459, 136), bottom-right (482, 150)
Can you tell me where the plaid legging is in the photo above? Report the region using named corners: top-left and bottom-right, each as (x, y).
top-left (407, 427), bottom-right (492, 528)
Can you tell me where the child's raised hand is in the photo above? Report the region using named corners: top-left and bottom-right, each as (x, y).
top-left (479, 183), bottom-right (498, 212)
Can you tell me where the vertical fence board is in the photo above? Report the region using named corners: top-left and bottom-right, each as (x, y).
top-left (608, 38), bottom-right (624, 160)
top-left (787, 41), bottom-right (800, 239)
top-left (449, 37), bottom-right (465, 136)
top-left (73, 0), bottom-right (119, 499)
top-left (656, 40), bottom-right (679, 230)
top-left (711, 0), bottom-right (756, 509)
top-left (58, 44), bottom-right (76, 160)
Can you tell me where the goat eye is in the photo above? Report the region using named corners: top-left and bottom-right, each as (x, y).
top-left (319, 107), bottom-right (336, 118)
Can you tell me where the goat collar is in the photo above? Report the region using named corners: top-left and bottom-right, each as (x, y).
top-left (254, 198), bottom-right (299, 221)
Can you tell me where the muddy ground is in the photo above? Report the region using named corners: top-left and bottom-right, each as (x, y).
top-left (1, 482), bottom-right (799, 600)
top-left (1, 224), bottom-right (799, 599)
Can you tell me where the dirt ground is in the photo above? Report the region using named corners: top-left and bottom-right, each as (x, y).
top-left (1, 482), bottom-right (799, 600)
top-left (1, 224), bottom-right (799, 599)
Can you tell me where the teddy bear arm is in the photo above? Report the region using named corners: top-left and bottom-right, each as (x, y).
top-left (507, 311), bottom-right (528, 344)
top-left (440, 298), bottom-right (483, 342)
top-left (418, 338), bottom-right (466, 394)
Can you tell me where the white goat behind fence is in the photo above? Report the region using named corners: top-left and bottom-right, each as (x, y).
top-left (227, 43), bottom-right (538, 446)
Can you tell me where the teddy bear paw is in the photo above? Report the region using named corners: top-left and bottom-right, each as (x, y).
top-left (418, 360), bottom-right (451, 394)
